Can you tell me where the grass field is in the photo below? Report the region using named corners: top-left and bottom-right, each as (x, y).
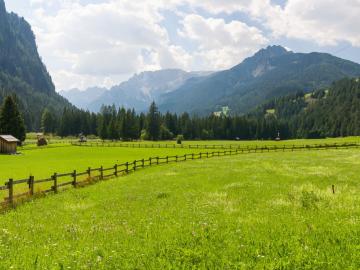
top-left (1, 143), bottom-right (360, 269)
top-left (0, 146), bottom-right (203, 180)
top-left (0, 145), bottom-right (205, 199)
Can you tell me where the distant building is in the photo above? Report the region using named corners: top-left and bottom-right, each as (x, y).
top-left (0, 135), bottom-right (20, 154)
top-left (213, 106), bottom-right (230, 117)
top-left (275, 132), bottom-right (281, 141)
top-left (79, 133), bottom-right (87, 143)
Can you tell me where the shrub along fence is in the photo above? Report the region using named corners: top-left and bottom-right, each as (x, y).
top-left (1, 142), bottom-right (360, 210)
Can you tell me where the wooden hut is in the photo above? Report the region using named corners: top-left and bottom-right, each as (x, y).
top-left (0, 135), bottom-right (20, 154)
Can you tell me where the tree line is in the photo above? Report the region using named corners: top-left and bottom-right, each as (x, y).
top-left (1, 77), bottom-right (359, 142)
top-left (39, 77), bottom-right (360, 141)
top-left (44, 102), bottom-right (290, 141)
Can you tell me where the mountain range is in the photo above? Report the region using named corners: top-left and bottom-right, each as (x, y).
top-left (59, 87), bottom-right (107, 110)
top-left (61, 69), bottom-right (212, 112)
top-left (62, 46), bottom-right (360, 116)
top-left (0, 0), bottom-right (71, 130)
top-left (159, 46), bottom-right (360, 115)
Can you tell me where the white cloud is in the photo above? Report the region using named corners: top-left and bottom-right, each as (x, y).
top-left (30, 1), bottom-right (184, 90)
top-left (178, 14), bottom-right (268, 70)
top-left (184, 0), bottom-right (249, 14)
top-left (184, 0), bottom-right (360, 47)
top-left (263, 0), bottom-right (360, 47)
top-left (25, 0), bottom-right (360, 91)
top-left (26, 0), bottom-right (269, 90)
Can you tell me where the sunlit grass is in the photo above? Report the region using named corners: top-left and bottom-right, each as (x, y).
top-left (1, 148), bottom-right (360, 268)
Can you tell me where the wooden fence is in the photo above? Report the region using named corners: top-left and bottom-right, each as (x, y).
top-left (1, 142), bottom-right (360, 210)
top-left (72, 141), bottom-right (360, 150)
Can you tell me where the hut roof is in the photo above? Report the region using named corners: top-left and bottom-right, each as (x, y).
top-left (0, 135), bottom-right (20, 142)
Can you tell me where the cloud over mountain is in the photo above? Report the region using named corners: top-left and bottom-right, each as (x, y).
top-left (5, 0), bottom-right (360, 91)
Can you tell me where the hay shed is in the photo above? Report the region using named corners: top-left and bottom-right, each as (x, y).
top-left (0, 135), bottom-right (19, 154)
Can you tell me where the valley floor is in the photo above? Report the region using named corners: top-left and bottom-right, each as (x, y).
top-left (1, 145), bottom-right (360, 269)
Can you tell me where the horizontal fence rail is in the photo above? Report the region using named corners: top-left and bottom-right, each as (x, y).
top-left (71, 141), bottom-right (360, 151)
top-left (1, 142), bottom-right (360, 210)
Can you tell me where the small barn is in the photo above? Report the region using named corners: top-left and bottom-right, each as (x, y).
top-left (0, 135), bottom-right (20, 154)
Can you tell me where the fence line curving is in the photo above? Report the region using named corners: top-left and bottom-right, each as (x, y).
top-left (1, 141), bottom-right (359, 210)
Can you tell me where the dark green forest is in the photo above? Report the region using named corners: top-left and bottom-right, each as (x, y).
top-left (254, 77), bottom-right (360, 138)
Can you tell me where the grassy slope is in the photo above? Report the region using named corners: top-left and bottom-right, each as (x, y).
top-left (1, 149), bottom-right (360, 269)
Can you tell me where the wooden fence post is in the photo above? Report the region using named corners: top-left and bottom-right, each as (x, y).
top-left (28, 175), bottom-right (34, 196)
top-left (52, 173), bottom-right (58, 193)
top-left (176, 155), bottom-right (178, 162)
top-left (87, 167), bottom-right (91, 179)
top-left (125, 162), bottom-right (129, 174)
top-left (100, 166), bottom-right (103, 180)
top-left (142, 159), bottom-right (145, 168)
top-left (72, 170), bottom-right (77, 187)
top-left (7, 178), bottom-right (13, 205)
top-left (166, 156), bottom-right (169, 163)
top-left (199, 153), bottom-right (202, 159)
top-left (157, 157), bottom-right (159, 165)
top-left (149, 157), bottom-right (152, 166)
top-left (134, 161), bottom-right (137, 171)
top-left (114, 164), bottom-right (118, 177)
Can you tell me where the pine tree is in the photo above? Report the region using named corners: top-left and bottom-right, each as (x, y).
top-left (107, 117), bottom-right (118, 140)
top-left (0, 95), bottom-right (26, 141)
top-left (41, 108), bottom-right (55, 134)
top-left (146, 102), bottom-right (161, 141)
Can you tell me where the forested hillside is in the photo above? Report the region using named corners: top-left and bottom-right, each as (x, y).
top-left (0, 0), bottom-right (71, 131)
top-left (254, 77), bottom-right (360, 138)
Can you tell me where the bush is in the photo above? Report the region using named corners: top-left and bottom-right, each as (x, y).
top-left (37, 137), bottom-right (47, 146)
top-left (140, 129), bottom-right (149, 141)
top-left (176, 135), bottom-right (184, 144)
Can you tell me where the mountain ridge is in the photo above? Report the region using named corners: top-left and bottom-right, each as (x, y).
top-left (60, 87), bottom-right (107, 110)
top-left (158, 45), bottom-right (360, 115)
top-left (70, 69), bottom-right (213, 112)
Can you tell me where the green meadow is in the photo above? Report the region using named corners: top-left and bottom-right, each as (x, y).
top-left (0, 140), bottom-right (360, 269)
top-left (0, 145), bottom-right (203, 180)
top-left (0, 144), bottom-right (205, 199)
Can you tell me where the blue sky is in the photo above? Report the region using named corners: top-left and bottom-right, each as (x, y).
top-left (4, 0), bottom-right (360, 91)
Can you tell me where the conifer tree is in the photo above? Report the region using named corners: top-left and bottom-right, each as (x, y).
top-left (0, 95), bottom-right (26, 141)
top-left (41, 108), bottom-right (55, 134)
top-left (146, 102), bottom-right (161, 141)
